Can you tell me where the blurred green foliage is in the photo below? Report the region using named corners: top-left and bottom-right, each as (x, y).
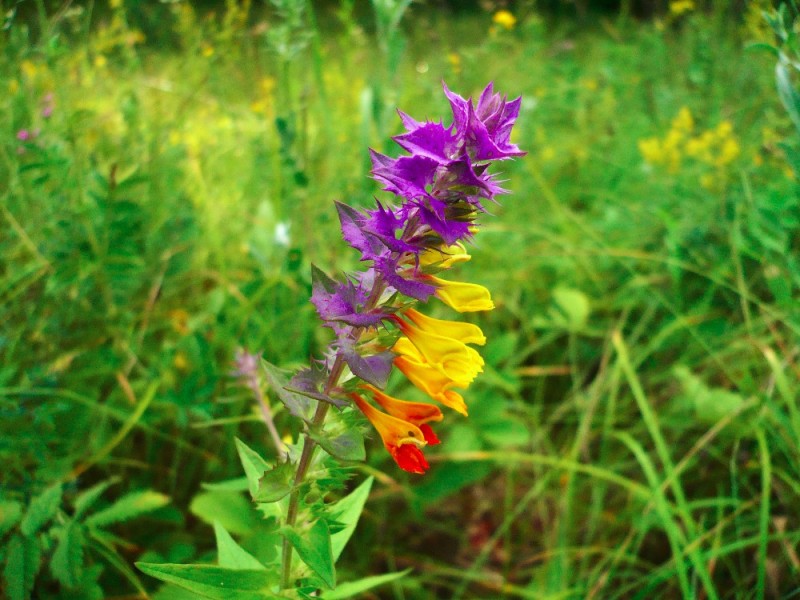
top-left (1, 0), bottom-right (799, 597)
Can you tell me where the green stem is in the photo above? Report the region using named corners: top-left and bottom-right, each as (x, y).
top-left (280, 356), bottom-right (344, 589)
top-left (280, 279), bottom-right (386, 589)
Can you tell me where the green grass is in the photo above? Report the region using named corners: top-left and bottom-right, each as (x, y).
top-left (2, 0), bottom-right (799, 598)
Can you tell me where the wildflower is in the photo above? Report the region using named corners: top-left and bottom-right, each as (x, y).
top-left (447, 52), bottom-right (462, 74)
top-left (41, 93), bottom-right (54, 118)
top-left (669, 0), bottom-right (695, 16)
top-left (393, 337), bottom-right (469, 415)
top-left (350, 393), bottom-right (432, 474)
top-left (274, 222), bottom-right (291, 246)
top-left (300, 83), bottom-right (523, 472)
top-left (168, 308), bottom-right (190, 335)
top-left (418, 243), bottom-right (471, 269)
top-left (393, 315), bottom-right (484, 388)
top-left (638, 107), bottom-right (740, 185)
top-left (492, 10), bottom-right (517, 30)
top-left (363, 384), bottom-right (443, 443)
top-left (426, 275), bottom-right (495, 312)
top-left (173, 352), bottom-right (189, 371)
top-left (403, 308), bottom-right (486, 346)
top-left (672, 107), bottom-right (694, 134)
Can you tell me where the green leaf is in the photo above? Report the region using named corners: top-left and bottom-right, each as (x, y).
top-left (136, 563), bottom-right (277, 600)
top-left (777, 57), bottom-right (800, 136)
top-left (310, 427), bottom-right (365, 462)
top-left (261, 360), bottom-right (314, 421)
top-left (745, 41), bottom-right (779, 57)
top-left (320, 569), bottom-right (411, 599)
top-left (551, 286), bottom-right (590, 332)
top-left (84, 490), bottom-right (170, 529)
top-left (87, 537), bottom-right (149, 597)
top-left (254, 462), bottom-right (294, 503)
top-left (281, 519), bottom-right (336, 589)
top-left (310, 408), bottom-right (366, 462)
top-left (51, 520), bottom-right (85, 588)
top-left (201, 478), bottom-right (249, 493)
top-left (234, 438), bottom-right (271, 499)
top-left (190, 491), bottom-right (260, 536)
top-left (3, 533), bottom-right (41, 600)
top-left (20, 483), bottom-right (62, 537)
top-left (213, 522), bottom-right (265, 571)
top-left (673, 366), bottom-right (750, 434)
top-left (0, 500), bottom-right (23, 539)
top-left (74, 478), bottom-right (119, 519)
top-left (328, 477), bottom-right (373, 561)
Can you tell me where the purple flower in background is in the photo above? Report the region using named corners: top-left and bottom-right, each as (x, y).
top-left (41, 93), bottom-right (54, 118)
top-left (16, 129), bottom-right (32, 141)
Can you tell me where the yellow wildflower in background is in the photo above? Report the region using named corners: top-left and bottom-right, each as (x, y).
top-left (672, 106), bottom-right (694, 134)
top-left (639, 106), bottom-right (741, 190)
top-left (669, 0), bottom-right (695, 16)
top-left (493, 10), bottom-right (517, 30)
top-left (447, 52), bottom-right (462, 74)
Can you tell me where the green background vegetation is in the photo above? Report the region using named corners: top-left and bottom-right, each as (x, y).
top-left (2, 0), bottom-right (800, 597)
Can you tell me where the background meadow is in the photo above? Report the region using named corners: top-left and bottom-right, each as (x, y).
top-left (3, 0), bottom-right (800, 597)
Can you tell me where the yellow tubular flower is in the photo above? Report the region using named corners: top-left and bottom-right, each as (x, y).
top-left (427, 275), bottom-right (495, 312)
top-left (403, 307), bottom-right (486, 346)
top-left (419, 243), bottom-right (471, 268)
top-left (394, 318), bottom-right (484, 387)
top-left (393, 337), bottom-right (470, 416)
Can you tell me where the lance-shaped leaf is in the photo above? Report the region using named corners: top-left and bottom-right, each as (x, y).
top-left (51, 520), bottom-right (84, 588)
top-left (254, 462), bottom-right (295, 503)
top-left (20, 483), bottom-right (62, 537)
top-left (310, 427), bottom-right (366, 463)
top-left (280, 519), bottom-right (335, 589)
top-left (234, 438), bottom-right (270, 499)
top-left (0, 500), bottom-right (23, 539)
top-left (320, 570), bottom-right (411, 600)
top-left (136, 563), bottom-right (277, 600)
top-left (84, 490), bottom-right (169, 529)
top-left (235, 438), bottom-right (294, 503)
top-left (260, 360), bottom-right (314, 421)
top-left (3, 534), bottom-right (41, 600)
top-left (309, 409), bottom-right (366, 462)
top-left (213, 522), bottom-right (265, 571)
top-left (328, 477), bottom-right (373, 560)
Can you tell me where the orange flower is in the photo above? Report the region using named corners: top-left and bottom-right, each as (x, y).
top-left (362, 384), bottom-right (442, 445)
top-left (350, 393), bottom-right (433, 474)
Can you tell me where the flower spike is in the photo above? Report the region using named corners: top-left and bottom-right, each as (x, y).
top-left (302, 83), bottom-right (523, 472)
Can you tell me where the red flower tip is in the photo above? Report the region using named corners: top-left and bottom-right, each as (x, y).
top-left (419, 424), bottom-right (441, 446)
top-left (391, 444), bottom-right (430, 474)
